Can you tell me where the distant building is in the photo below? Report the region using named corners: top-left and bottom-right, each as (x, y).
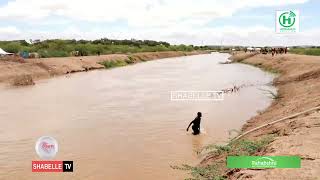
top-left (28, 39), bottom-right (41, 44)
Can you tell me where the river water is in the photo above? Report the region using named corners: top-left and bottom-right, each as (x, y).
top-left (0, 53), bottom-right (275, 179)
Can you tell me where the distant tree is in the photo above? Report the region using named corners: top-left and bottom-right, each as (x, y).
top-left (19, 40), bottom-right (30, 46)
top-left (3, 42), bottom-right (22, 53)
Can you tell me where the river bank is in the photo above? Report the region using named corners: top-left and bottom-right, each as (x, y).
top-left (0, 51), bottom-right (209, 86)
top-left (200, 52), bottom-right (320, 179)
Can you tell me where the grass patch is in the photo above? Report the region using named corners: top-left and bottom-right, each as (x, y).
top-left (172, 135), bottom-right (274, 180)
top-left (99, 60), bottom-right (128, 69)
top-left (171, 163), bottom-right (225, 180)
top-left (290, 48), bottom-right (320, 56)
top-left (99, 55), bottom-right (149, 69)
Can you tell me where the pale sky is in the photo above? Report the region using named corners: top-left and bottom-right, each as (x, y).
top-left (0, 0), bottom-right (319, 46)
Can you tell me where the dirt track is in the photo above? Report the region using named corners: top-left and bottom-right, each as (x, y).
top-left (228, 53), bottom-right (320, 179)
top-left (0, 51), bottom-right (208, 86)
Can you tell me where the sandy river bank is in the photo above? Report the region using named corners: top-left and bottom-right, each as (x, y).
top-left (0, 51), bottom-right (209, 86)
top-left (204, 52), bottom-right (320, 179)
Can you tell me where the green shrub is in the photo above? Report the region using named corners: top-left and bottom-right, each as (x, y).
top-left (38, 50), bottom-right (69, 58)
top-left (202, 135), bottom-right (274, 156)
top-left (125, 57), bottom-right (135, 64)
top-left (2, 42), bottom-right (22, 53)
top-left (99, 60), bottom-right (128, 68)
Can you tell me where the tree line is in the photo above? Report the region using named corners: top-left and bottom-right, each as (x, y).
top-left (0, 39), bottom-right (212, 58)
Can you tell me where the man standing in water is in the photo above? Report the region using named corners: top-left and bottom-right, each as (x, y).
top-left (186, 112), bottom-right (202, 135)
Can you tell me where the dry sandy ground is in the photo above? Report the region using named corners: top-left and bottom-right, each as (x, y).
top-left (0, 51), bottom-right (208, 86)
top-left (228, 53), bottom-right (320, 179)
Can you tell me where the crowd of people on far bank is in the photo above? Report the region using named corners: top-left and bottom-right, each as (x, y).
top-left (244, 47), bottom-right (288, 56)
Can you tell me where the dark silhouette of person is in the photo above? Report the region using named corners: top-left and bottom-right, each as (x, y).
top-left (186, 112), bottom-right (202, 135)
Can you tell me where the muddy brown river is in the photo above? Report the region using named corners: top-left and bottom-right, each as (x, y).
top-left (0, 53), bottom-right (275, 179)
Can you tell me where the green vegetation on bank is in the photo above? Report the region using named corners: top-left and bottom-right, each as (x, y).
top-left (99, 59), bottom-right (131, 69)
top-left (201, 135), bottom-right (274, 156)
top-left (290, 47), bottom-right (320, 56)
top-left (0, 39), bottom-right (212, 58)
top-left (172, 135), bottom-right (274, 180)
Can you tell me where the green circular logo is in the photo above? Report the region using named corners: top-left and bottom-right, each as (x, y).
top-left (279, 11), bottom-right (296, 28)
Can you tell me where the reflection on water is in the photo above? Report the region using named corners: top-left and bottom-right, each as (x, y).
top-left (191, 134), bottom-right (205, 155)
top-left (0, 53), bottom-right (275, 179)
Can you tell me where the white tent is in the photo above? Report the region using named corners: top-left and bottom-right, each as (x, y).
top-left (0, 48), bottom-right (13, 56)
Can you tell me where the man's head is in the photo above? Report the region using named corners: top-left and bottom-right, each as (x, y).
top-left (197, 112), bottom-right (202, 117)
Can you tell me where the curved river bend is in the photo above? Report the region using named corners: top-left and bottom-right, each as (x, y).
top-left (0, 53), bottom-right (275, 179)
